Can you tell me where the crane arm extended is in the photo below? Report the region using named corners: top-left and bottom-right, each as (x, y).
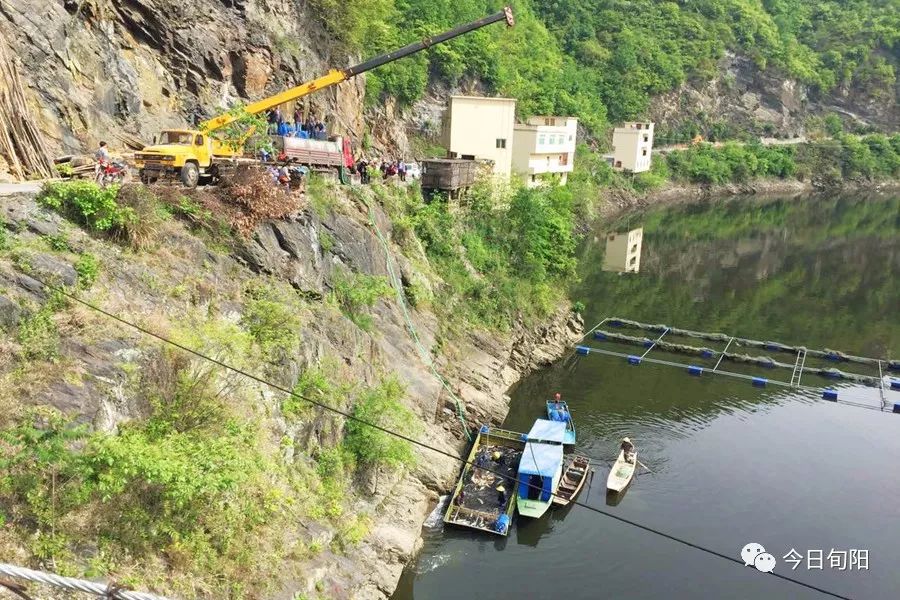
top-left (201, 6), bottom-right (514, 132)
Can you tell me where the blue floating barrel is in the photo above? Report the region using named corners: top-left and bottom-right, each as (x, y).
top-left (894, 403), bottom-right (900, 414)
top-left (480, 424), bottom-right (490, 434)
top-left (888, 360), bottom-right (900, 371)
top-left (520, 433), bottom-right (529, 441)
top-left (688, 365), bottom-right (703, 376)
top-left (760, 360), bottom-right (775, 369)
top-left (576, 345), bottom-right (590, 355)
top-left (765, 342), bottom-right (782, 351)
top-left (824, 352), bottom-right (842, 362)
top-left (627, 355), bottom-right (642, 365)
top-left (609, 320), bottom-right (623, 327)
top-left (822, 389), bottom-right (838, 401)
top-left (643, 339), bottom-right (654, 348)
top-left (890, 379), bottom-right (900, 391)
top-left (752, 377), bottom-right (768, 387)
top-left (652, 325), bottom-right (667, 332)
top-left (821, 369), bottom-right (842, 379)
top-left (593, 331), bottom-right (607, 340)
top-left (701, 349), bottom-right (714, 359)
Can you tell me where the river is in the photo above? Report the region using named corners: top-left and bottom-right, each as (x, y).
top-left (393, 192), bottom-right (900, 600)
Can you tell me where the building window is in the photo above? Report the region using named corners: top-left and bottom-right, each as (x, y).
top-left (642, 149), bottom-right (648, 156)
top-left (532, 175), bottom-right (536, 182)
top-left (631, 244), bottom-right (638, 253)
top-left (643, 135), bottom-right (648, 143)
top-left (569, 135), bottom-right (573, 141)
top-left (496, 138), bottom-right (506, 149)
top-left (629, 256), bottom-right (637, 266)
top-left (538, 134), bottom-right (546, 145)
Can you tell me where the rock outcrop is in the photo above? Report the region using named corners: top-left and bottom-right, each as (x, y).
top-left (0, 188), bottom-right (581, 599)
top-left (649, 52), bottom-right (899, 137)
top-left (0, 0), bottom-right (368, 156)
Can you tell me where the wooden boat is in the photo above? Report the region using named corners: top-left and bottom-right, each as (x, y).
top-left (516, 419), bottom-right (566, 519)
top-left (546, 400), bottom-right (576, 445)
top-left (444, 425), bottom-right (525, 536)
top-left (552, 454), bottom-right (590, 506)
top-left (606, 448), bottom-right (637, 493)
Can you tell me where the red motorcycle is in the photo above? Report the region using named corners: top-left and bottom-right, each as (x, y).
top-left (95, 160), bottom-right (128, 187)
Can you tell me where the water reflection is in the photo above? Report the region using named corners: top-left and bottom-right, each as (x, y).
top-left (601, 227), bottom-right (644, 273)
top-left (393, 193), bottom-right (900, 600)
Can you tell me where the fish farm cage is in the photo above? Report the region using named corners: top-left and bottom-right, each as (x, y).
top-left (575, 317), bottom-right (900, 414)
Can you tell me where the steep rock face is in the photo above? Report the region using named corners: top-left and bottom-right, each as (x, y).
top-left (650, 52), bottom-right (899, 136)
top-left (0, 189), bottom-right (581, 598)
top-left (0, 0), bottom-right (367, 155)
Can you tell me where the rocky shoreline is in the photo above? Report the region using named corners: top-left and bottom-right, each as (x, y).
top-left (599, 177), bottom-right (900, 219)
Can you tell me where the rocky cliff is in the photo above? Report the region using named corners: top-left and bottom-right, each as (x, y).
top-left (649, 51), bottom-right (899, 139)
top-left (0, 0), bottom-right (369, 157)
top-left (0, 182), bottom-right (581, 598)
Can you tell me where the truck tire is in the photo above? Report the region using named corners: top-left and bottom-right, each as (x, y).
top-left (180, 162), bottom-right (200, 188)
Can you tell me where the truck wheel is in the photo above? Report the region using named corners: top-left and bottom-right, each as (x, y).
top-left (180, 162), bottom-right (200, 188)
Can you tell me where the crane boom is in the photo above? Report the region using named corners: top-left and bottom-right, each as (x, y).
top-left (201, 6), bottom-right (514, 132)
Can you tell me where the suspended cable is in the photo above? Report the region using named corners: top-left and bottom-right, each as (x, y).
top-left (22, 275), bottom-right (853, 600)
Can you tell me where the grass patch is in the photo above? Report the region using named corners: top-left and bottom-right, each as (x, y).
top-left (331, 269), bottom-right (393, 332)
top-left (74, 253), bottom-right (100, 289)
top-left (240, 282), bottom-right (302, 364)
top-left (17, 307), bottom-right (59, 361)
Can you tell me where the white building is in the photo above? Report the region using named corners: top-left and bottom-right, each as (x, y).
top-left (612, 122), bottom-right (654, 173)
top-left (602, 228), bottom-right (643, 273)
top-left (511, 116), bottom-right (578, 187)
top-left (442, 96), bottom-right (517, 178)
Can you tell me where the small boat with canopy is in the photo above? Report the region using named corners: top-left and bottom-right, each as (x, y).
top-left (546, 394), bottom-right (576, 445)
top-left (516, 419), bottom-right (566, 519)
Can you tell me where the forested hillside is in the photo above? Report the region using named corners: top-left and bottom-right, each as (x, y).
top-left (315, 0), bottom-right (899, 132)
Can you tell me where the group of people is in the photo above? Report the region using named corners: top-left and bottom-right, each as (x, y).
top-left (266, 107), bottom-right (328, 140)
top-left (352, 157), bottom-right (411, 184)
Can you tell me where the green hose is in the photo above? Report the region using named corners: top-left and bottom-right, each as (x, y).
top-left (362, 195), bottom-right (472, 441)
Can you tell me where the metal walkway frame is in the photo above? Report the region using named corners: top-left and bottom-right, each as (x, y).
top-left (575, 317), bottom-right (900, 414)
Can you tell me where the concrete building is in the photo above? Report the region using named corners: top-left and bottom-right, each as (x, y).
top-left (612, 122), bottom-right (654, 173)
top-left (602, 228), bottom-right (643, 273)
top-left (442, 95), bottom-right (516, 178)
top-left (511, 116), bottom-right (577, 187)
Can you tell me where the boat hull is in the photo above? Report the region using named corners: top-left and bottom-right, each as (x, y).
top-left (546, 400), bottom-right (576, 445)
top-left (517, 497), bottom-right (552, 518)
top-left (607, 449), bottom-right (637, 493)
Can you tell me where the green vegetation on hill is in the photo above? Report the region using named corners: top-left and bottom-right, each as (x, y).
top-left (664, 134), bottom-right (900, 184)
top-left (312, 0), bottom-right (898, 132)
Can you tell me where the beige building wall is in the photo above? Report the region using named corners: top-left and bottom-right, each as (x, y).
top-left (612, 122), bottom-right (654, 173)
top-left (512, 116), bottom-right (578, 187)
top-left (442, 96), bottom-right (516, 177)
top-left (602, 228), bottom-right (643, 273)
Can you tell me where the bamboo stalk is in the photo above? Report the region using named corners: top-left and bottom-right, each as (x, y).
top-left (0, 40), bottom-right (57, 180)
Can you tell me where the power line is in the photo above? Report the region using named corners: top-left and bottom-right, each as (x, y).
top-left (24, 275), bottom-right (852, 600)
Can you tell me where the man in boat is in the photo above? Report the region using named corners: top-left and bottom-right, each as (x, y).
top-left (621, 437), bottom-right (635, 463)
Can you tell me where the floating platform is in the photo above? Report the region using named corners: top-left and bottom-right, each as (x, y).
top-left (576, 316), bottom-right (899, 412)
top-left (444, 425), bottom-right (525, 536)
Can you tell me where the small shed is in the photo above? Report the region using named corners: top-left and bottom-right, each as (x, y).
top-left (421, 158), bottom-right (478, 197)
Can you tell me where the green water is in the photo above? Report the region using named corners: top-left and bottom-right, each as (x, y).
top-left (394, 192), bottom-right (900, 600)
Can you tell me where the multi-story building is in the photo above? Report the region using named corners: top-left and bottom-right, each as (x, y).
top-left (511, 116), bottom-right (578, 187)
top-left (612, 122), bottom-right (654, 173)
top-left (441, 96), bottom-right (517, 178)
top-left (602, 228), bottom-right (643, 273)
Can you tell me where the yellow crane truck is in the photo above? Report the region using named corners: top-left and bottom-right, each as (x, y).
top-left (134, 7), bottom-right (515, 187)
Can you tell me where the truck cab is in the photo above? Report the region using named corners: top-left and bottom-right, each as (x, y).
top-left (134, 129), bottom-right (214, 187)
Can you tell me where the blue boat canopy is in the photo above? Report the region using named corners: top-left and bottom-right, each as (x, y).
top-left (526, 419), bottom-right (567, 444)
top-left (517, 442), bottom-right (563, 501)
